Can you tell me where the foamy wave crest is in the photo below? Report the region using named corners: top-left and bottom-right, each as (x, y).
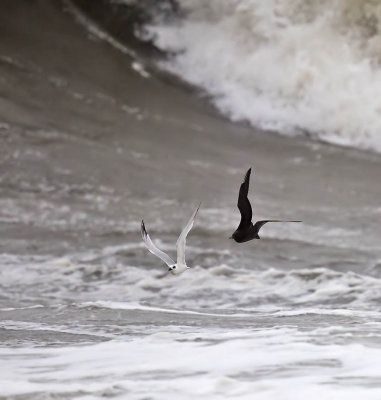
top-left (146, 0), bottom-right (381, 152)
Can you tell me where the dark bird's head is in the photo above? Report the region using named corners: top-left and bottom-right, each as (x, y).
top-left (230, 231), bottom-right (240, 242)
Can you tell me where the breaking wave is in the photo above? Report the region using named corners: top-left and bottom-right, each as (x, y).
top-left (144, 0), bottom-right (381, 152)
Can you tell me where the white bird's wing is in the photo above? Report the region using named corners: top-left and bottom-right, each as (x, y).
top-left (176, 204), bottom-right (200, 266)
top-left (141, 220), bottom-right (175, 267)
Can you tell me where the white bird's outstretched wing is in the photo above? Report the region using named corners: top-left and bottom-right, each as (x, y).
top-left (141, 220), bottom-right (175, 267)
top-left (176, 204), bottom-right (200, 266)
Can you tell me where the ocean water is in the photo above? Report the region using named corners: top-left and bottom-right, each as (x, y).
top-left (145, 0), bottom-right (381, 152)
top-left (0, 1), bottom-right (381, 399)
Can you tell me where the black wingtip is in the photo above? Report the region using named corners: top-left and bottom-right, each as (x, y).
top-left (141, 220), bottom-right (146, 236)
top-left (244, 168), bottom-right (252, 182)
top-left (191, 203), bottom-right (201, 218)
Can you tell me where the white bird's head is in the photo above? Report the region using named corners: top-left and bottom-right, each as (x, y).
top-left (168, 264), bottom-right (189, 275)
top-left (168, 265), bottom-right (178, 275)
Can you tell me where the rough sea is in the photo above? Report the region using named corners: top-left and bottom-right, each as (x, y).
top-left (1, 1), bottom-right (381, 399)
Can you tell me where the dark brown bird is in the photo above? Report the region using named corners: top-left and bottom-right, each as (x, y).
top-left (230, 168), bottom-right (301, 243)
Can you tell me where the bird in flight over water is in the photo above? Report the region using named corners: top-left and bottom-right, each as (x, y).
top-left (230, 168), bottom-right (301, 243)
top-left (141, 205), bottom-right (200, 275)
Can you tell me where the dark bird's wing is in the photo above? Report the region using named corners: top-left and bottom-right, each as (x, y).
top-left (253, 220), bottom-right (302, 235)
top-left (141, 220), bottom-right (175, 267)
top-left (237, 168), bottom-right (252, 229)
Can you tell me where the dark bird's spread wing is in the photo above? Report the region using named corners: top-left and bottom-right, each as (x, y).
top-left (237, 168), bottom-right (252, 229)
top-left (253, 220), bottom-right (302, 235)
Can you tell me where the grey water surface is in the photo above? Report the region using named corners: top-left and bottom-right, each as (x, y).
top-left (0, 1), bottom-right (381, 399)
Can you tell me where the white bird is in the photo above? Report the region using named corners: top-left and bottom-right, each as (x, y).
top-left (141, 205), bottom-right (200, 275)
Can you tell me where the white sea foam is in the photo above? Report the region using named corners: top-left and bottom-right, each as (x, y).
top-left (78, 300), bottom-right (252, 318)
top-left (146, 0), bottom-right (381, 152)
top-left (1, 328), bottom-right (381, 399)
top-left (1, 252), bottom-right (380, 312)
top-left (64, 0), bottom-right (136, 57)
top-left (2, 253), bottom-right (381, 399)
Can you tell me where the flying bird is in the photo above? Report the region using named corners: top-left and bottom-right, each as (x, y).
top-left (230, 168), bottom-right (301, 243)
top-left (141, 205), bottom-right (200, 275)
